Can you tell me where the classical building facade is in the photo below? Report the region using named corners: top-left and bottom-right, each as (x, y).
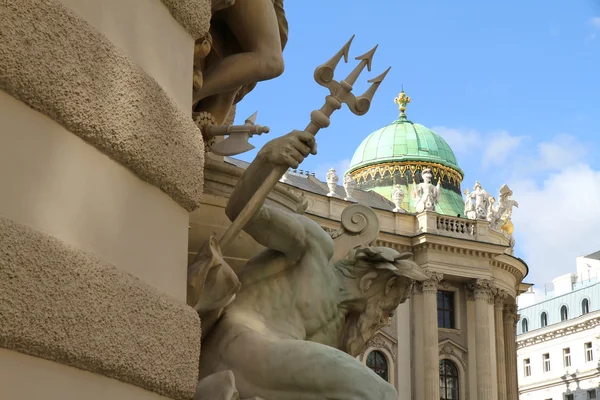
top-left (191, 95), bottom-right (529, 400)
top-left (517, 251), bottom-right (600, 400)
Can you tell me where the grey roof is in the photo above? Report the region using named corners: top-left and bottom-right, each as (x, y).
top-left (585, 250), bottom-right (600, 260)
top-left (223, 157), bottom-right (397, 212)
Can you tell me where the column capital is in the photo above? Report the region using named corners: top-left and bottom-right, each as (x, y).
top-left (503, 304), bottom-right (520, 325)
top-left (420, 272), bottom-right (444, 293)
top-left (493, 288), bottom-right (508, 308)
top-left (466, 278), bottom-right (494, 302)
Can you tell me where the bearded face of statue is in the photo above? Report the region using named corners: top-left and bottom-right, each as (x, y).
top-left (341, 270), bottom-right (413, 356)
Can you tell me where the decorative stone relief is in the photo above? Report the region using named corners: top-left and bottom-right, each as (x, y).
top-left (411, 168), bottom-right (440, 213)
top-left (366, 335), bottom-right (397, 362)
top-left (439, 340), bottom-right (468, 370)
top-left (503, 304), bottom-right (520, 326)
top-left (343, 174), bottom-right (357, 202)
top-left (391, 184), bottom-right (406, 213)
top-left (326, 168), bottom-right (339, 197)
top-left (493, 287), bottom-right (508, 307)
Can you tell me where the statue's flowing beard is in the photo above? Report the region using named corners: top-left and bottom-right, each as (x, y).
top-left (341, 302), bottom-right (388, 357)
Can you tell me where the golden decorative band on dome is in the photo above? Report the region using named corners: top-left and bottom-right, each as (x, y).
top-left (348, 161), bottom-right (463, 186)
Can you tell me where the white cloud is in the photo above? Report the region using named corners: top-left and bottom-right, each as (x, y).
top-left (314, 158), bottom-right (351, 182)
top-left (430, 126), bottom-right (482, 155)
top-left (510, 164), bottom-right (600, 285)
top-left (481, 131), bottom-right (526, 168)
top-left (592, 17), bottom-right (600, 29)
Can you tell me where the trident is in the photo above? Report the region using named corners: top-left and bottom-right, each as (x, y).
top-left (217, 35), bottom-right (390, 250)
top-left (188, 36), bottom-right (390, 332)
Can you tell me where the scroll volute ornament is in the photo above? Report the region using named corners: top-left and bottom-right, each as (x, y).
top-left (329, 205), bottom-right (380, 264)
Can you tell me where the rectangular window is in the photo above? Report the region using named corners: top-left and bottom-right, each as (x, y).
top-left (563, 347), bottom-right (571, 367)
top-left (437, 291), bottom-right (455, 329)
top-left (586, 342), bottom-right (594, 362)
top-left (566, 395), bottom-right (574, 400)
top-left (523, 358), bottom-right (531, 377)
top-left (543, 353), bottom-right (551, 372)
top-left (589, 389), bottom-right (597, 399)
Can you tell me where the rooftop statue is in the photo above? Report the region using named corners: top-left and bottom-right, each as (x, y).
top-left (468, 181), bottom-right (491, 220)
top-left (412, 168), bottom-right (440, 213)
top-left (487, 184), bottom-right (518, 246)
top-left (187, 38), bottom-right (425, 400)
top-left (392, 184), bottom-right (406, 213)
top-left (463, 188), bottom-right (477, 219)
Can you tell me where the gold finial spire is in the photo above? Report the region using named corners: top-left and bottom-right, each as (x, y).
top-left (394, 89), bottom-right (411, 116)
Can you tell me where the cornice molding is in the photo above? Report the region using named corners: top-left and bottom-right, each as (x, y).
top-left (517, 315), bottom-right (600, 349)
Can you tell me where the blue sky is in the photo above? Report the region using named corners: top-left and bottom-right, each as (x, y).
top-left (233, 0), bottom-right (600, 286)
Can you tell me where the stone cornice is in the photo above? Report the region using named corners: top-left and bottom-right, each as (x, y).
top-left (517, 314), bottom-right (600, 349)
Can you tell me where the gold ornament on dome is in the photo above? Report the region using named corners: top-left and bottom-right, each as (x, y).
top-left (348, 161), bottom-right (463, 187)
top-left (394, 90), bottom-right (411, 115)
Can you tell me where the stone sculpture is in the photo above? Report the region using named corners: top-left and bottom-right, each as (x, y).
top-left (392, 184), bottom-right (405, 213)
top-left (343, 174), bottom-right (357, 202)
top-left (193, 130), bottom-right (428, 400)
top-left (326, 168), bottom-right (339, 197)
top-left (412, 168), bottom-right (440, 213)
top-left (463, 188), bottom-right (477, 219)
top-left (487, 184), bottom-right (518, 246)
top-left (192, 0), bottom-right (288, 125)
top-left (469, 181), bottom-right (491, 219)
top-left (189, 36), bottom-right (397, 400)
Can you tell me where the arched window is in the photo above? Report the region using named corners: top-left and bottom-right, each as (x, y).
top-left (522, 318), bottom-right (528, 333)
top-left (366, 351), bottom-right (388, 382)
top-left (561, 305), bottom-right (568, 321)
top-left (439, 359), bottom-right (459, 400)
top-left (541, 312), bottom-right (548, 327)
top-left (582, 299), bottom-right (590, 315)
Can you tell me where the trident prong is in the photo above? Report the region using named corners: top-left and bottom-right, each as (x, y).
top-left (314, 35), bottom-right (355, 86)
top-left (340, 44), bottom-right (378, 89)
top-left (349, 66), bottom-right (392, 115)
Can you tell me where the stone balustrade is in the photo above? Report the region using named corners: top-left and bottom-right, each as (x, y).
top-left (436, 215), bottom-right (477, 238)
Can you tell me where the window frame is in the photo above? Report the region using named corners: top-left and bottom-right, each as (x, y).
top-left (582, 298), bottom-right (590, 315)
top-left (560, 305), bottom-right (569, 321)
top-left (563, 347), bottom-right (571, 367)
top-left (542, 353), bottom-right (551, 372)
top-left (585, 342), bottom-right (594, 363)
top-left (366, 350), bottom-right (389, 382)
top-left (523, 358), bottom-right (531, 377)
top-left (540, 311), bottom-right (548, 328)
top-left (439, 359), bottom-right (459, 400)
top-left (588, 389), bottom-right (597, 399)
top-left (522, 318), bottom-right (529, 333)
top-left (437, 290), bottom-right (457, 330)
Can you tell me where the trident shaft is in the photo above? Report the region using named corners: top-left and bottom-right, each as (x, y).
top-left (218, 36), bottom-right (391, 249)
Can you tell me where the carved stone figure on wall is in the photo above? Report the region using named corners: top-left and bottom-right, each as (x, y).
top-left (412, 168), bottom-right (440, 213)
top-left (392, 184), bottom-right (405, 213)
top-left (192, 0), bottom-right (288, 125)
top-left (326, 168), bottom-right (339, 197)
top-left (194, 130), bottom-right (428, 400)
top-left (343, 174), bottom-right (357, 202)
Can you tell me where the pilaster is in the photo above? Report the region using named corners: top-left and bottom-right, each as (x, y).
top-left (467, 279), bottom-right (494, 400)
top-left (419, 272), bottom-right (443, 400)
top-left (493, 289), bottom-right (508, 400)
top-left (503, 305), bottom-right (520, 400)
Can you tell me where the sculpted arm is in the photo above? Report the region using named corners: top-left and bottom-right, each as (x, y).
top-left (225, 130), bottom-right (317, 260)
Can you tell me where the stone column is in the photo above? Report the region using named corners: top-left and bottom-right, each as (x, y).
top-left (494, 289), bottom-right (508, 400)
top-left (421, 272), bottom-right (443, 400)
top-left (503, 305), bottom-right (520, 400)
top-left (468, 279), bottom-right (494, 400)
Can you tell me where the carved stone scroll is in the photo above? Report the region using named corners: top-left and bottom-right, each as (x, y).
top-left (330, 204), bottom-right (380, 264)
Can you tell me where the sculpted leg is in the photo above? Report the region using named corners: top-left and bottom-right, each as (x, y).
top-left (201, 320), bottom-right (397, 400)
top-left (193, 0), bottom-right (284, 104)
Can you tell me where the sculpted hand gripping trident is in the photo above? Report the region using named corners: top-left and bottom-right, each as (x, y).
top-left (217, 35), bottom-right (391, 249)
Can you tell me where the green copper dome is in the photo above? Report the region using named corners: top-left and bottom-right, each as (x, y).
top-left (348, 115), bottom-right (462, 174)
top-left (346, 91), bottom-right (465, 216)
